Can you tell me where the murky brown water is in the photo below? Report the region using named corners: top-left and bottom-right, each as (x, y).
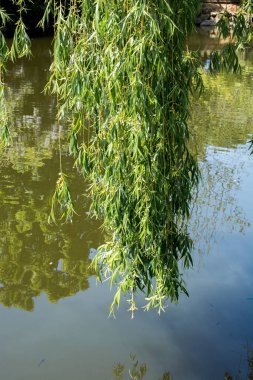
top-left (0, 32), bottom-right (252, 380)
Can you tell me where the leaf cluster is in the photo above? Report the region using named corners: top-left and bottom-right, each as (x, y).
top-left (49, 172), bottom-right (76, 223)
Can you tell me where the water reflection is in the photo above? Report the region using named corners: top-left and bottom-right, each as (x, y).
top-left (1, 39), bottom-right (57, 175)
top-left (190, 70), bottom-right (253, 158)
top-left (190, 150), bottom-right (251, 257)
top-left (110, 349), bottom-right (253, 380)
top-left (188, 29), bottom-right (253, 256)
top-left (112, 354), bottom-right (171, 380)
top-left (0, 35), bottom-right (252, 380)
top-left (0, 156), bottom-right (97, 310)
top-left (0, 39), bottom-right (103, 310)
top-left (225, 345), bottom-right (253, 380)
top-left (0, 37), bottom-right (252, 311)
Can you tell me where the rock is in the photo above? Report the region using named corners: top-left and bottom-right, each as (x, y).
top-left (225, 4), bottom-right (240, 14)
top-left (210, 12), bottom-right (218, 19)
top-left (200, 19), bottom-right (217, 27)
top-left (196, 2), bottom-right (240, 28)
top-left (195, 13), bottom-right (210, 26)
top-left (202, 3), bottom-right (222, 14)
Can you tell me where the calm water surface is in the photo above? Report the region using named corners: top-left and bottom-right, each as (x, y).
top-left (0, 33), bottom-right (252, 380)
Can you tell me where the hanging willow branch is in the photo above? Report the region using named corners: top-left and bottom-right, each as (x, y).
top-left (0, 81), bottom-right (12, 147)
top-left (49, 172), bottom-right (76, 223)
top-left (0, 7), bottom-right (10, 146)
top-left (44, 0), bottom-right (203, 314)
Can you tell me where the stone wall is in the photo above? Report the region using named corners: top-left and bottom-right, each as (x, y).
top-left (196, 1), bottom-right (240, 27)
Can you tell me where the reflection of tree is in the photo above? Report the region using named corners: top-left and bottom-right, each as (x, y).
top-left (109, 349), bottom-right (253, 380)
top-left (0, 182), bottom-right (95, 310)
top-left (187, 43), bottom-right (253, 256)
top-left (0, 38), bottom-right (60, 176)
top-left (0, 163), bottom-right (101, 310)
top-left (190, 156), bottom-right (250, 256)
top-left (0, 39), bottom-right (103, 311)
top-left (190, 54), bottom-right (253, 159)
top-left (112, 354), bottom-right (171, 380)
top-left (224, 346), bottom-right (253, 380)
top-left (0, 129), bottom-right (102, 311)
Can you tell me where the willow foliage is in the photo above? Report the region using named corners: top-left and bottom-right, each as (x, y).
top-left (47, 0), bottom-right (202, 314)
top-left (1, 0), bottom-right (253, 314)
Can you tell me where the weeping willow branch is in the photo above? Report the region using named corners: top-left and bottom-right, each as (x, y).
top-left (49, 172), bottom-right (76, 223)
top-left (44, 0), bottom-right (253, 314)
top-left (44, 0), bottom-right (203, 314)
top-left (0, 77), bottom-right (12, 147)
top-left (0, 7), bottom-right (10, 146)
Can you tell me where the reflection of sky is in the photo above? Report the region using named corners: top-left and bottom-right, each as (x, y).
top-left (170, 146), bottom-right (253, 379)
top-left (191, 145), bottom-right (252, 253)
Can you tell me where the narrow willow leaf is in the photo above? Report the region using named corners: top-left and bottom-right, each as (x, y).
top-left (0, 31), bottom-right (10, 61)
top-left (10, 19), bottom-right (32, 60)
top-left (49, 172), bottom-right (76, 223)
top-left (0, 7), bottom-right (12, 26)
top-left (0, 121), bottom-right (12, 147)
top-left (37, 0), bottom-right (54, 30)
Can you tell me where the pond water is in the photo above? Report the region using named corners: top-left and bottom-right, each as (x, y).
top-left (0, 32), bottom-right (253, 380)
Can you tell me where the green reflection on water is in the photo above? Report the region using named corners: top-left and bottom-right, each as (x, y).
top-left (0, 38), bottom-right (103, 311)
top-left (0, 34), bottom-right (252, 312)
top-left (112, 354), bottom-right (171, 380)
top-left (112, 349), bottom-right (253, 380)
top-left (0, 153), bottom-right (98, 310)
top-left (190, 32), bottom-right (253, 156)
